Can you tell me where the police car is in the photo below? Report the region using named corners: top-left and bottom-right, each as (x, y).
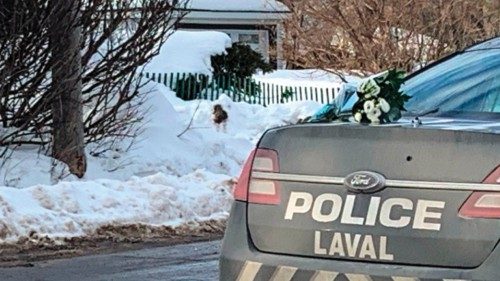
top-left (219, 37), bottom-right (500, 281)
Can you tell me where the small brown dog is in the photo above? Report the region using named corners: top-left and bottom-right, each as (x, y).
top-left (212, 104), bottom-right (228, 132)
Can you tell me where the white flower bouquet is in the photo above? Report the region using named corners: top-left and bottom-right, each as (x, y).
top-left (352, 69), bottom-right (410, 124)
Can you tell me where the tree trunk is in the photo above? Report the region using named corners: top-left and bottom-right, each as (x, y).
top-left (49, 0), bottom-right (86, 178)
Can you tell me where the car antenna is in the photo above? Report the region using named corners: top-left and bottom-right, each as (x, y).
top-left (412, 107), bottom-right (439, 127)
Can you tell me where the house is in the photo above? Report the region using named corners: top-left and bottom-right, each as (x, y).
top-left (177, 0), bottom-right (290, 69)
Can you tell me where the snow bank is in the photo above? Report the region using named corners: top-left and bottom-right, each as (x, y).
top-left (0, 171), bottom-right (231, 242)
top-left (0, 81), bottom-right (322, 243)
top-left (144, 31), bottom-right (232, 75)
top-left (253, 69), bottom-right (361, 89)
top-left (252, 69), bottom-right (362, 104)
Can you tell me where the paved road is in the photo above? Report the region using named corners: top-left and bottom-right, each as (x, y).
top-left (0, 240), bottom-right (221, 281)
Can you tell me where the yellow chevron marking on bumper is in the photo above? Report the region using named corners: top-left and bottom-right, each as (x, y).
top-left (310, 270), bottom-right (339, 281)
top-left (392, 277), bottom-right (419, 281)
top-left (236, 261), bottom-right (262, 281)
top-left (345, 273), bottom-right (373, 281)
top-left (270, 266), bottom-right (298, 281)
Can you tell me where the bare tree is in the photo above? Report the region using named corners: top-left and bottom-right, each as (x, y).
top-left (0, 0), bottom-right (188, 175)
top-left (281, 0), bottom-right (499, 74)
top-left (49, 0), bottom-right (86, 177)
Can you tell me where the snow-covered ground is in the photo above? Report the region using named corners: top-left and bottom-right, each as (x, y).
top-left (253, 69), bottom-right (361, 88)
top-left (0, 82), bottom-right (322, 244)
top-left (253, 69), bottom-right (362, 104)
top-left (0, 30), bottom-right (358, 245)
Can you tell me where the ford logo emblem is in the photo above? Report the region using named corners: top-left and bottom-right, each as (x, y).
top-left (344, 171), bottom-right (386, 193)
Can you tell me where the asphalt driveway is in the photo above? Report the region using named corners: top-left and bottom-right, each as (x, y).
top-left (0, 240), bottom-right (221, 281)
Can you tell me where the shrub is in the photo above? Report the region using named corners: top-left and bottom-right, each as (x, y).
top-left (212, 43), bottom-right (274, 78)
top-left (211, 43), bottom-right (273, 96)
top-left (281, 0), bottom-right (499, 74)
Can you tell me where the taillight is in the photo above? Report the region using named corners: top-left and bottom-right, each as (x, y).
top-left (482, 165), bottom-right (500, 184)
top-left (459, 166), bottom-right (500, 219)
top-left (233, 148), bottom-right (281, 205)
top-left (233, 149), bottom-right (256, 202)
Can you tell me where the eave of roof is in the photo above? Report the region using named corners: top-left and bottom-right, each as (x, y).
top-left (178, 8), bottom-right (290, 14)
top-left (178, 0), bottom-right (290, 14)
top-left (181, 9), bottom-right (289, 22)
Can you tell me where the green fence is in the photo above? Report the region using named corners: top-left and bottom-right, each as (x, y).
top-left (144, 72), bottom-right (342, 106)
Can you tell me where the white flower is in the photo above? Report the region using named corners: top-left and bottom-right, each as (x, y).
top-left (359, 78), bottom-right (381, 97)
top-left (371, 85), bottom-right (381, 96)
top-left (367, 107), bottom-right (382, 124)
top-left (354, 112), bottom-right (362, 122)
top-left (378, 98), bottom-right (390, 113)
top-left (363, 100), bottom-right (375, 112)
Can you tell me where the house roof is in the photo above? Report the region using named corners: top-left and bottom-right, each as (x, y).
top-left (186, 0), bottom-right (289, 13)
top-left (180, 0), bottom-right (289, 23)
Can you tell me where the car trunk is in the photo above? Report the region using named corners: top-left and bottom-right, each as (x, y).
top-left (247, 124), bottom-right (500, 268)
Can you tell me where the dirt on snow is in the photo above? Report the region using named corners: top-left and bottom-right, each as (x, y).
top-left (0, 219), bottom-right (226, 267)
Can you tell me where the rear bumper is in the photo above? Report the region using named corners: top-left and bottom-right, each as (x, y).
top-left (220, 201), bottom-right (500, 281)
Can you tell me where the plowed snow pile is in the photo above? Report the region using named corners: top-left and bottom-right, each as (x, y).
top-left (0, 82), bottom-right (322, 244)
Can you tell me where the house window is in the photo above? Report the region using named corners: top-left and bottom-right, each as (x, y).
top-left (238, 34), bottom-right (260, 44)
top-left (212, 29), bottom-right (269, 61)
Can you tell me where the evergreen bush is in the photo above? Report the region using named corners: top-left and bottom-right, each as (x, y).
top-left (211, 43), bottom-right (273, 97)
